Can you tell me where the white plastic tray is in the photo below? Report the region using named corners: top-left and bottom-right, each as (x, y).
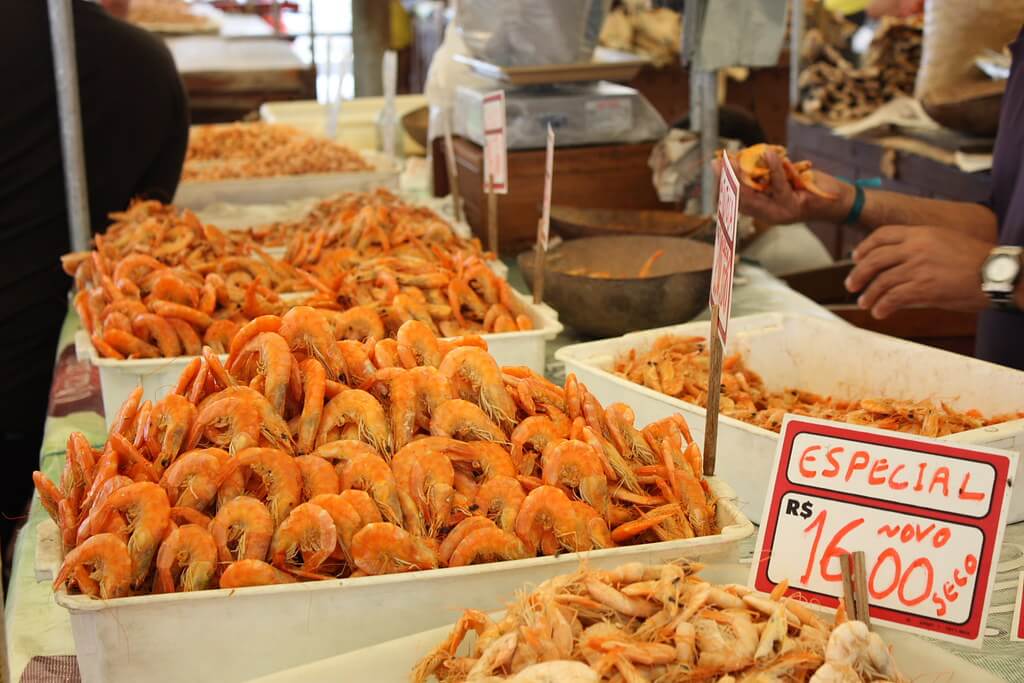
top-left (247, 564), bottom-right (1001, 683)
top-left (556, 312), bottom-right (1024, 524)
top-left (57, 478), bottom-right (750, 683)
top-left (173, 153), bottom-right (401, 210)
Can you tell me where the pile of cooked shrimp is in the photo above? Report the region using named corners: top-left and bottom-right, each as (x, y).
top-left (182, 123), bottom-right (371, 182)
top-left (62, 202), bottom-right (309, 359)
top-left (412, 562), bottom-right (906, 683)
top-left (38, 307), bottom-right (717, 598)
top-left (615, 334), bottom-right (1022, 436)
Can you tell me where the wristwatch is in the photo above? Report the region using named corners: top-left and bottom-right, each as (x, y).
top-left (981, 246), bottom-right (1023, 310)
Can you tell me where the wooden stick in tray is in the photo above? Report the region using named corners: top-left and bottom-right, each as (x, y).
top-left (702, 303), bottom-right (724, 477)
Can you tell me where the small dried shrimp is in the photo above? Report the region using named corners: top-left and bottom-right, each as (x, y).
top-left (42, 308), bottom-right (717, 598)
top-left (413, 561), bottom-right (906, 683)
top-left (615, 334), bottom-right (1023, 436)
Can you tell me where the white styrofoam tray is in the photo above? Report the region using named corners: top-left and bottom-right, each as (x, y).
top-left (246, 563), bottom-right (1002, 683)
top-left (173, 152), bottom-right (401, 210)
top-left (56, 478), bottom-right (751, 683)
top-left (76, 288), bottom-right (556, 427)
top-left (556, 312), bottom-right (1024, 524)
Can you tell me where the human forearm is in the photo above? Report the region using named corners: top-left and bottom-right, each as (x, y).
top-left (822, 184), bottom-right (999, 242)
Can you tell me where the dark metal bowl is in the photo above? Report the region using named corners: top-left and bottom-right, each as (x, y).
top-left (518, 235), bottom-right (714, 338)
top-left (549, 205), bottom-right (712, 240)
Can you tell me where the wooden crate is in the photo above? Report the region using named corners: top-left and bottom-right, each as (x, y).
top-left (451, 137), bottom-right (668, 255)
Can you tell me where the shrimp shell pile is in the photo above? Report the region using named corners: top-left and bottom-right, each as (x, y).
top-left (616, 335), bottom-right (1022, 436)
top-left (38, 309), bottom-right (718, 599)
top-left (413, 562), bottom-right (906, 683)
top-left (182, 123), bottom-right (371, 182)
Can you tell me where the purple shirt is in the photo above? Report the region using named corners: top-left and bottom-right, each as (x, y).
top-left (976, 27), bottom-right (1024, 369)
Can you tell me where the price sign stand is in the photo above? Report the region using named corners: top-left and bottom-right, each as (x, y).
top-left (486, 173), bottom-right (499, 255)
top-left (482, 91), bottom-right (507, 256)
top-left (533, 125), bottom-right (555, 305)
top-left (841, 551), bottom-right (872, 627)
top-left (442, 113), bottom-right (463, 223)
top-left (751, 415), bottom-right (1016, 646)
top-left (702, 150), bottom-right (739, 476)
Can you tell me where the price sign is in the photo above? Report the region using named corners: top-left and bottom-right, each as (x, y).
top-left (1012, 572), bottom-right (1024, 642)
top-left (537, 124), bottom-right (555, 251)
top-left (482, 91), bottom-right (508, 194)
top-left (751, 415), bottom-right (1015, 646)
top-left (710, 150), bottom-right (739, 344)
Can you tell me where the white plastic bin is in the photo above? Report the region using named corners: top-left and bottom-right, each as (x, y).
top-left (556, 312), bottom-right (1024, 524)
top-left (75, 331), bottom-right (221, 429)
top-left (57, 478), bottom-right (751, 683)
top-left (480, 291), bottom-right (561, 373)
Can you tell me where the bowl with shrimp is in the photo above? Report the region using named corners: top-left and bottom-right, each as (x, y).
top-left (518, 235), bottom-right (714, 338)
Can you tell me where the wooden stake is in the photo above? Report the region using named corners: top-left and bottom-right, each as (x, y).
top-left (533, 219), bottom-right (546, 304)
top-left (852, 551), bottom-right (872, 628)
top-left (702, 304), bottom-right (723, 477)
top-left (442, 114), bottom-right (462, 223)
top-left (487, 172), bottom-right (499, 255)
top-left (841, 553), bottom-right (857, 622)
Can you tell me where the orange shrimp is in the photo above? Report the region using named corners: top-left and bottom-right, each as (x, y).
top-left (131, 313), bottom-right (182, 357)
top-left (447, 527), bottom-right (530, 567)
top-left (294, 454), bottom-right (340, 498)
top-left (219, 559), bottom-right (297, 589)
top-left (297, 358), bottom-right (327, 454)
top-left (438, 517), bottom-right (497, 565)
top-left (159, 448), bottom-right (224, 510)
top-left (316, 389), bottom-right (392, 455)
top-left (147, 393), bottom-right (197, 471)
top-left (210, 495), bottom-right (274, 564)
top-left (203, 319), bottom-right (239, 355)
top-left (90, 481), bottom-right (171, 588)
top-left (308, 493), bottom-right (364, 559)
top-left (514, 485), bottom-right (586, 554)
top-left (337, 451), bottom-right (404, 526)
top-left (217, 447), bottom-right (302, 526)
top-left (390, 366), bottom-right (456, 450)
top-left (337, 339), bottom-right (377, 386)
top-left (450, 441), bottom-right (516, 481)
top-left (396, 319), bottom-right (444, 368)
top-left (327, 305), bottom-right (386, 341)
top-left (430, 399), bottom-right (507, 443)
top-left (154, 524), bottom-right (218, 593)
top-left (439, 347), bottom-right (518, 431)
top-left (350, 522), bottom-right (439, 575)
top-left (148, 300), bottom-right (213, 329)
top-left (232, 331), bottom-right (293, 416)
top-left (53, 533), bottom-right (132, 599)
top-left (541, 439), bottom-right (610, 517)
top-left (280, 306), bottom-right (346, 380)
top-left (270, 502), bottom-right (337, 574)
top-left (337, 489), bottom-right (383, 526)
top-left (103, 328), bottom-right (160, 358)
top-left (474, 475), bottom-right (526, 533)
top-left (227, 315), bottom-right (281, 366)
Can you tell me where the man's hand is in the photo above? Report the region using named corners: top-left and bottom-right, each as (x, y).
top-left (845, 225), bottom-right (992, 319)
top-left (713, 151), bottom-right (853, 226)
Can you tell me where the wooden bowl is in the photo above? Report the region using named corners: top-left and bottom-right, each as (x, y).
top-left (518, 235), bottom-right (714, 338)
top-left (549, 205), bottom-right (712, 240)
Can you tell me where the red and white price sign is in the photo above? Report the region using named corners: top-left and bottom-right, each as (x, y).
top-left (537, 124), bottom-right (555, 251)
top-left (1012, 572), bottom-right (1024, 642)
top-left (482, 91), bottom-right (508, 194)
top-left (751, 415), bottom-right (1015, 646)
top-left (710, 150), bottom-right (739, 344)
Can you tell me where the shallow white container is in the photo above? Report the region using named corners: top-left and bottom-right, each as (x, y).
top-left (173, 153), bottom-right (401, 210)
top-left (247, 564), bottom-right (1001, 683)
top-left (57, 478), bottom-right (750, 683)
top-left (75, 331), bottom-right (220, 430)
top-left (556, 312), bottom-right (1024, 524)
top-left (481, 291), bottom-right (561, 374)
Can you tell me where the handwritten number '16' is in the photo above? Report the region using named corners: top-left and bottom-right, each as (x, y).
top-left (800, 509), bottom-right (863, 584)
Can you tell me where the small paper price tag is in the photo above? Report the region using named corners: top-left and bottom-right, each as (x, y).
top-left (482, 91), bottom-right (508, 194)
top-left (710, 151), bottom-right (739, 344)
top-left (751, 415), bottom-right (1016, 646)
top-left (537, 124), bottom-right (554, 251)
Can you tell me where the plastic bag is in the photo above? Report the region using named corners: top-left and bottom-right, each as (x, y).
top-left (456, 0), bottom-right (611, 66)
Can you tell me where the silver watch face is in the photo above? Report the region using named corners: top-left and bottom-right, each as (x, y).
top-left (985, 254), bottom-right (1020, 283)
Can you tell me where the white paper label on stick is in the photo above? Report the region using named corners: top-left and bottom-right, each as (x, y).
top-left (482, 91), bottom-right (508, 194)
top-left (751, 415), bottom-right (1016, 646)
top-left (710, 150), bottom-right (739, 344)
top-left (537, 124), bottom-right (554, 251)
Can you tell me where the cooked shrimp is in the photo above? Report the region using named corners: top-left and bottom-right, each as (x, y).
top-left (396, 319), bottom-right (444, 368)
top-left (430, 399), bottom-right (507, 443)
top-left (169, 506), bottom-right (212, 528)
top-left (232, 332), bottom-right (292, 416)
top-left (327, 305), bottom-right (386, 341)
top-left (337, 489), bottom-right (383, 525)
top-left (694, 609), bottom-right (759, 673)
top-left (270, 502), bottom-right (337, 574)
top-left (338, 451), bottom-right (404, 526)
top-left (515, 485), bottom-right (586, 553)
top-left (509, 416), bottom-right (564, 476)
top-left (474, 475), bottom-right (526, 533)
top-left (541, 440), bottom-right (610, 517)
top-left (103, 328), bottom-right (160, 358)
top-left (294, 454), bottom-right (340, 498)
top-left (280, 306), bottom-right (345, 379)
top-left (308, 493), bottom-right (363, 559)
top-left (218, 447), bottom-right (301, 526)
top-left (54, 533), bottom-right (133, 599)
top-left (296, 358), bottom-right (326, 454)
top-left (203, 319), bottom-right (239, 355)
top-left (154, 524), bottom-right (218, 593)
top-left (337, 339), bottom-right (377, 386)
top-left (219, 559), bottom-right (297, 589)
top-left (439, 347), bottom-right (518, 430)
top-left (131, 313), bottom-right (182, 357)
top-left (210, 495), bottom-right (274, 564)
top-left (439, 517), bottom-right (497, 565)
top-left (227, 315), bottom-right (281, 365)
top-left (159, 448), bottom-right (225, 510)
top-left (147, 394), bottom-right (196, 471)
top-left (390, 366), bottom-right (455, 450)
top-left (447, 527), bottom-right (530, 567)
top-left (33, 471), bottom-right (63, 524)
top-left (90, 482), bottom-right (170, 588)
top-left (350, 522), bottom-right (439, 575)
top-left (316, 389), bottom-right (392, 455)
top-left (188, 394), bottom-right (262, 453)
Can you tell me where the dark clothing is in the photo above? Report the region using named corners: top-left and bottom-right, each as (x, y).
top-left (0, 1), bottom-right (188, 550)
top-left (977, 27), bottom-right (1024, 369)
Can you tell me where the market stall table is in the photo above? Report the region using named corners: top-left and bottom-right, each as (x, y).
top-left (167, 36), bottom-right (316, 123)
top-left (6, 264), bottom-right (1024, 682)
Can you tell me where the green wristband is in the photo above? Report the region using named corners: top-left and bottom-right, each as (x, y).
top-left (843, 183), bottom-right (865, 226)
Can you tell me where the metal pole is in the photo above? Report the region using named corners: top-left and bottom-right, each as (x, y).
top-left (699, 69), bottom-right (718, 215)
top-left (789, 0), bottom-right (804, 108)
top-left (47, 0), bottom-right (91, 252)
